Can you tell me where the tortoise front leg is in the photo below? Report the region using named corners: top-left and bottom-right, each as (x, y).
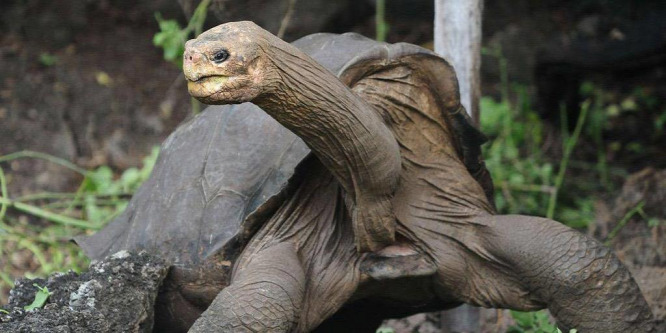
top-left (446, 215), bottom-right (655, 332)
top-left (188, 242), bottom-right (305, 333)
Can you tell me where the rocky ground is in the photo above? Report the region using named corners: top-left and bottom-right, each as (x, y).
top-left (0, 251), bottom-right (168, 332)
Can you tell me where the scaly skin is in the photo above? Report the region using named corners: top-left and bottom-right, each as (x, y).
top-left (189, 242), bottom-right (305, 332)
top-left (419, 215), bottom-right (656, 332)
top-left (484, 215), bottom-right (654, 332)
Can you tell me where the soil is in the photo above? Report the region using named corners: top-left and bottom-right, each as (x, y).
top-left (0, 0), bottom-right (191, 195)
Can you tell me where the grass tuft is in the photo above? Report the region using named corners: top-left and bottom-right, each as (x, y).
top-left (0, 147), bottom-right (160, 304)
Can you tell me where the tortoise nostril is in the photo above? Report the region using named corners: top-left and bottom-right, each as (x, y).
top-left (189, 56), bottom-right (193, 61)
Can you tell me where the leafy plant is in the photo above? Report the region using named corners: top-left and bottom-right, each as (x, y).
top-left (376, 327), bottom-right (395, 333)
top-left (76, 147), bottom-right (159, 224)
top-left (481, 47), bottom-right (553, 217)
top-left (546, 101), bottom-right (589, 219)
top-left (153, 14), bottom-right (188, 67)
top-left (153, 0), bottom-right (211, 114)
top-left (23, 284), bottom-right (51, 311)
top-left (481, 47), bottom-right (596, 228)
top-left (508, 310), bottom-right (558, 333)
top-left (153, 0), bottom-right (211, 68)
top-left (509, 310), bottom-right (579, 333)
top-left (481, 93), bottom-right (555, 217)
top-left (0, 147), bottom-right (160, 303)
top-left (482, 48), bottom-right (654, 333)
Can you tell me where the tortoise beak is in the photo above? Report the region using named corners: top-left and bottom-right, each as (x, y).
top-left (183, 47), bottom-right (208, 82)
top-left (187, 76), bottom-right (231, 99)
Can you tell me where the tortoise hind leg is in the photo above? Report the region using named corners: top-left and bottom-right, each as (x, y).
top-left (189, 242), bottom-right (305, 333)
top-left (447, 215), bottom-right (655, 332)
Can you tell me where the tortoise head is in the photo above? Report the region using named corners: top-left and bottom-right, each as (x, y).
top-left (183, 21), bottom-right (276, 104)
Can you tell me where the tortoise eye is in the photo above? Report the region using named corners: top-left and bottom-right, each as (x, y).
top-left (212, 49), bottom-right (230, 63)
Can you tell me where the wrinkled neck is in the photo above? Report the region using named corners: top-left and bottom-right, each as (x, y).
top-left (252, 40), bottom-right (382, 190)
top-left (249, 36), bottom-right (402, 216)
top-left (254, 43), bottom-right (366, 137)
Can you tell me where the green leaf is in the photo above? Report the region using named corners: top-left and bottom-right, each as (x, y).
top-left (84, 195), bottom-right (106, 223)
top-left (648, 218), bottom-right (661, 227)
top-left (579, 81), bottom-right (595, 97)
top-left (511, 310), bottom-right (535, 328)
top-left (654, 111), bottom-right (666, 132)
top-left (24, 284), bottom-right (51, 311)
top-left (510, 310), bottom-right (561, 332)
top-left (605, 104), bottom-right (621, 117)
top-left (0, 308), bottom-right (8, 314)
top-left (120, 168), bottom-right (140, 192)
top-left (620, 97), bottom-right (637, 111)
top-left (39, 53), bottom-right (58, 66)
top-left (376, 327), bottom-right (395, 333)
top-left (153, 13), bottom-right (186, 67)
top-left (82, 166), bottom-right (114, 193)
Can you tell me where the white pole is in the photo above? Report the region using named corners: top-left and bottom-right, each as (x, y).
top-left (434, 0), bottom-right (483, 123)
top-left (434, 1), bottom-right (484, 331)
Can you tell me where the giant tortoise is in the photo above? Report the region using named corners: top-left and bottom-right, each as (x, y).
top-left (78, 21), bottom-right (655, 332)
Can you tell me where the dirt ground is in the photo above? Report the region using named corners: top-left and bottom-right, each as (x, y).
top-left (0, 1), bottom-right (192, 193)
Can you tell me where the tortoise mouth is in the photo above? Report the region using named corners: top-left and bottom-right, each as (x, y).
top-left (187, 75), bottom-right (233, 99)
top-left (187, 74), bottom-right (259, 104)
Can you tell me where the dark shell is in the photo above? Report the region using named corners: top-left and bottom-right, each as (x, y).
top-left (77, 32), bottom-right (493, 266)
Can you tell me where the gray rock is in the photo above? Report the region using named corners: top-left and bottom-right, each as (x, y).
top-left (0, 251), bottom-right (168, 333)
